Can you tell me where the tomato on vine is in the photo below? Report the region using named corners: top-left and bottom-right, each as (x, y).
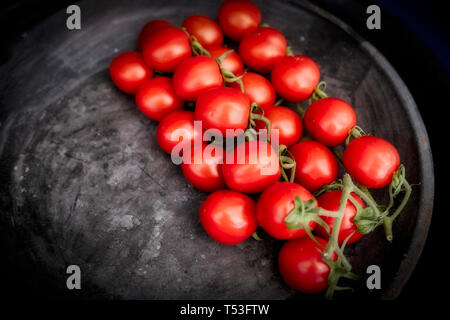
top-left (343, 136), bottom-right (400, 189)
top-left (109, 51), bottom-right (153, 94)
top-left (137, 20), bottom-right (170, 51)
top-left (229, 72), bottom-right (276, 107)
top-left (217, 0), bottom-right (261, 41)
top-left (199, 190), bottom-right (258, 245)
top-left (135, 76), bottom-right (183, 121)
top-left (257, 182), bottom-right (317, 239)
top-left (182, 14), bottom-right (224, 49)
top-left (289, 140), bottom-right (338, 191)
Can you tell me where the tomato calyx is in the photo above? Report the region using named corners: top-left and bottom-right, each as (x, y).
top-left (308, 81), bottom-right (329, 105)
top-left (215, 50), bottom-right (245, 91)
top-left (344, 125), bottom-right (366, 147)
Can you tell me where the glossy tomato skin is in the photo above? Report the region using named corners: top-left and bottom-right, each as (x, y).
top-left (222, 140), bottom-right (281, 193)
top-left (255, 105), bottom-right (303, 147)
top-left (156, 111), bottom-right (202, 154)
top-left (135, 77), bottom-right (183, 121)
top-left (343, 136), bottom-right (400, 189)
top-left (271, 55), bottom-right (320, 102)
top-left (209, 47), bottom-right (244, 76)
top-left (195, 87), bottom-right (250, 135)
top-left (278, 236), bottom-right (331, 293)
top-left (304, 97), bottom-right (357, 147)
top-left (289, 140), bottom-right (338, 191)
top-left (230, 72), bottom-right (276, 107)
top-left (217, 0), bottom-right (262, 41)
top-left (181, 144), bottom-right (226, 192)
top-left (109, 51), bottom-right (153, 94)
top-left (137, 20), bottom-right (170, 51)
top-left (173, 56), bottom-right (223, 101)
top-left (315, 190), bottom-right (364, 245)
top-left (182, 15), bottom-right (224, 49)
top-left (239, 27), bottom-right (287, 73)
top-left (142, 27), bottom-right (191, 73)
top-left (199, 190), bottom-right (258, 245)
top-left (257, 182), bottom-right (317, 239)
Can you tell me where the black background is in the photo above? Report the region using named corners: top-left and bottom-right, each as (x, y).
top-left (0, 0), bottom-right (448, 304)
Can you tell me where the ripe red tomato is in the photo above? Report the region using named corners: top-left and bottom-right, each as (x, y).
top-left (315, 190), bottom-right (364, 245)
top-left (195, 87), bottom-right (250, 135)
top-left (137, 20), bottom-right (170, 51)
top-left (289, 140), bottom-right (338, 191)
top-left (173, 56), bottom-right (223, 101)
top-left (271, 55), bottom-right (320, 102)
top-left (278, 236), bottom-right (332, 293)
top-left (109, 51), bottom-right (153, 94)
top-left (230, 72), bottom-right (276, 107)
top-left (142, 27), bottom-right (191, 73)
top-left (181, 144), bottom-right (226, 192)
top-left (182, 14), bottom-right (224, 49)
top-left (255, 105), bottom-right (303, 147)
top-left (239, 27), bottom-right (287, 73)
top-left (209, 46), bottom-right (244, 76)
top-left (135, 76), bottom-right (183, 121)
top-left (222, 140), bottom-right (281, 193)
top-left (199, 190), bottom-right (258, 245)
top-left (257, 182), bottom-right (317, 239)
top-left (343, 136), bottom-right (400, 189)
top-left (156, 110), bottom-right (202, 154)
top-left (304, 97), bottom-right (357, 147)
top-left (217, 0), bottom-right (261, 41)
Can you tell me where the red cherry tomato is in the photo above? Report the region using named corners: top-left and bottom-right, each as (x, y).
top-left (255, 105), bottom-right (303, 147)
top-left (199, 190), bottom-right (258, 245)
top-left (135, 77), bottom-right (183, 121)
top-left (230, 72), bottom-right (276, 107)
top-left (257, 182), bottom-right (317, 239)
top-left (217, 0), bottom-right (262, 41)
top-left (289, 140), bottom-right (338, 191)
top-left (182, 14), bottom-right (224, 49)
top-left (222, 140), bottom-right (281, 193)
top-left (304, 97), bottom-right (357, 147)
top-left (142, 27), bottom-right (191, 73)
top-left (239, 27), bottom-right (287, 73)
top-left (173, 56), bottom-right (223, 101)
top-left (315, 190), bottom-right (364, 245)
top-left (209, 46), bottom-right (244, 76)
top-left (137, 20), bottom-right (170, 51)
top-left (156, 110), bottom-right (202, 154)
top-left (278, 236), bottom-right (333, 293)
top-left (195, 87), bottom-right (250, 135)
top-left (271, 55), bottom-right (320, 102)
top-left (343, 136), bottom-right (400, 189)
top-left (181, 144), bottom-right (226, 192)
top-left (109, 51), bottom-right (153, 94)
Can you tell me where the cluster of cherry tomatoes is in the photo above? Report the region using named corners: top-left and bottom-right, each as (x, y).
top-left (109, 0), bottom-right (410, 298)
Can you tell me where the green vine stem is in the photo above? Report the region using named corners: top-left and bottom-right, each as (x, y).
top-left (248, 103), bottom-right (271, 141)
top-left (215, 49), bottom-right (245, 92)
top-left (278, 144), bottom-right (296, 183)
top-left (345, 125), bottom-right (366, 147)
top-left (295, 103), bottom-right (305, 118)
top-left (309, 81), bottom-right (328, 104)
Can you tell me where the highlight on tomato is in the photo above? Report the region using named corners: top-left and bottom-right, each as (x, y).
top-left (315, 190), bottom-right (364, 245)
top-left (229, 72), bottom-right (276, 107)
top-left (181, 144), bottom-right (226, 193)
top-left (304, 97), bottom-right (357, 147)
top-left (222, 140), bottom-right (281, 194)
top-left (278, 236), bottom-right (333, 293)
top-left (135, 76), bottom-right (183, 121)
top-left (256, 182), bottom-right (317, 239)
top-left (289, 140), bottom-right (338, 191)
top-left (209, 46), bottom-right (245, 76)
top-left (172, 56), bottom-right (223, 101)
top-left (271, 55), bottom-right (320, 102)
top-left (156, 110), bottom-right (202, 154)
top-left (109, 51), bottom-right (153, 94)
top-left (343, 136), bottom-right (400, 189)
top-left (255, 105), bottom-right (303, 148)
top-left (217, 0), bottom-right (262, 41)
top-left (239, 27), bottom-right (287, 73)
top-left (182, 14), bottom-right (224, 49)
top-left (137, 20), bottom-right (170, 51)
top-left (142, 26), bottom-right (191, 73)
top-left (195, 87), bottom-right (250, 135)
top-left (199, 190), bottom-right (258, 245)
